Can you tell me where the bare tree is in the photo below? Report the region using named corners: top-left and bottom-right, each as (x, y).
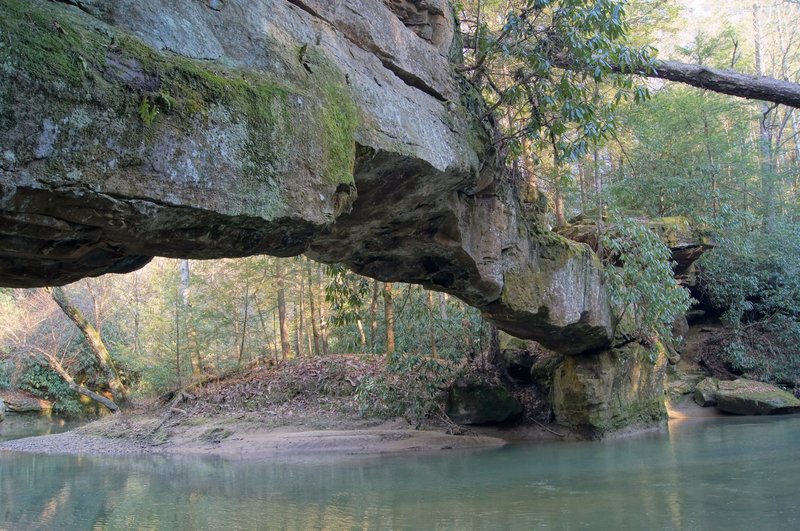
top-left (48, 286), bottom-right (128, 406)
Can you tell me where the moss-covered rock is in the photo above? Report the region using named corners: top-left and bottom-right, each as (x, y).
top-left (666, 368), bottom-right (706, 402)
top-left (556, 216), bottom-right (713, 287)
top-left (715, 379), bottom-right (800, 415)
top-left (446, 383), bottom-right (523, 425)
top-left (551, 342), bottom-right (668, 438)
top-left (694, 377), bottom-right (718, 407)
top-left (499, 331), bottom-right (528, 351)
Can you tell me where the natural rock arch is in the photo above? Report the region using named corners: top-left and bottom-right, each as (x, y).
top-left (0, 0), bottom-right (613, 355)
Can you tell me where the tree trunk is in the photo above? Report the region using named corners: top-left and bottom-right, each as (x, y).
top-left (356, 319), bottom-right (367, 353)
top-left (791, 111), bottom-right (800, 209)
top-left (317, 265), bottom-right (330, 356)
top-left (552, 180), bottom-right (567, 228)
top-left (180, 260), bottom-right (203, 376)
top-left (609, 59), bottom-right (800, 109)
top-left (369, 280), bottom-right (380, 353)
top-left (427, 290), bottom-right (437, 357)
top-left (306, 258), bottom-right (321, 357)
top-left (276, 261), bottom-right (291, 360)
top-left (175, 284), bottom-right (181, 385)
top-left (594, 140), bottom-right (605, 260)
top-left (238, 276), bottom-right (250, 364)
top-left (753, 1), bottom-right (778, 231)
top-left (48, 286), bottom-right (128, 406)
top-left (39, 351), bottom-right (119, 413)
top-left (297, 277), bottom-right (305, 357)
top-left (488, 324), bottom-right (501, 367)
top-left (131, 271), bottom-right (142, 357)
top-left (383, 282), bottom-right (395, 356)
top-left (462, 318), bottom-right (477, 359)
top-left (252, 292), bottom-right (271, 362)
top-left (438, 292), bottom-right (448, 320)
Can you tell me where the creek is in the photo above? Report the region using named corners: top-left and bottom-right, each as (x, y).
top-left (1, 415), bottom-right (799, 530)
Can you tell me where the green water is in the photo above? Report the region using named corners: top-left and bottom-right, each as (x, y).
top-left (2, 416), bottom-right (799, 530)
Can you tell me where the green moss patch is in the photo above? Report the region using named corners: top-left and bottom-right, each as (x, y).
top-left (303, 46), bottom-right (357, 185)
top-left (1, 0), bottom-right (358, 187)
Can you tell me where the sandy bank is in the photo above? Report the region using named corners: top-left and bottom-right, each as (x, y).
top-left (0, 416), bottom-right (506, 459)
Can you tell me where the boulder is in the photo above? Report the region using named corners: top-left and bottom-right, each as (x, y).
top-left (671, 315), bottom-right (689, 353)
top-left (666, 368), bottom-right (706, 401)
top-left (0, 390), bottom-right (53, 414)
top-left (0, 398), bottom-right (5, 421)
top-left (0, 0), bottom-right (613, 355)
top-left (715, 379), bottom-right (800, 415)
top-left (446, 383), bottom-right (523, 425)
top-left (694, 377), bottom-right (718, 407)
top-left (551, 342), bottom-right (669, 439)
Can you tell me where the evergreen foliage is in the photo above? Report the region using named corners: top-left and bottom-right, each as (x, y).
top-left (600, 215), bottom-right (693, 352)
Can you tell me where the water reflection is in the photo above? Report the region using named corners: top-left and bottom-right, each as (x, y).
top-left (0, 414), bottom-right (78, 442)
top-left (2, 416), bottom-right (800, 530)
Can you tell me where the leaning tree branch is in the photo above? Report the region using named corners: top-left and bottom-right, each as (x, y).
top-left (627, 60), bottom-right (800, 109)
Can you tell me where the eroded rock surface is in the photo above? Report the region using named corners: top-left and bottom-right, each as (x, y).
top-left (0, 0), bottom-right (612, 354)
top-left (551, 343), bottom-right (669, 438)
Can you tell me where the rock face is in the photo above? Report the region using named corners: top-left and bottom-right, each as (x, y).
top-left (0, 390), bottom-right (53, 414)
top-left (715, 379), bottom-right (800, 415)
top-left (694, 377), bottom-right (718, 407)
top-left (551, 343), bottom-right (669, 438)
top-left (557, 216), bottom-right (712, 286)
top-left (446, 383), bottom-right (523, 425)
top-left (0, 0), bottom-right (612, 355)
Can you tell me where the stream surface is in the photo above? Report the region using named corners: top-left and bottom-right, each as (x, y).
top-left (1, 415), bottom-right (799, 530)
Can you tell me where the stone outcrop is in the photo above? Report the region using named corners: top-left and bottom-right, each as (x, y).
top-left (551, 343), bottom-right (669, 438)
top-left (714, 379), bottom-right (800, 415)
top-left (0, 390), bottom-right (53, 414)
top-left (499, 332), bottom-right (671, 438)
top-left (0, 0), bottom-right (612, 355)
top-left (694, 377), bottom-right (718, 407)
top-left (557, 216), bottom-right (713, 286)
top-left (690, 377), bottom-right (800, 414)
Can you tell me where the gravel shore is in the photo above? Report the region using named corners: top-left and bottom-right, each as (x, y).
top-left (0, 432), bottom-right (151, 456)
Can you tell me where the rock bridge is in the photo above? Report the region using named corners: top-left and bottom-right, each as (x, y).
top-left (1, 0), bottom-right (613, 357)
top-left (2, 0), bottom-right (684, 438)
